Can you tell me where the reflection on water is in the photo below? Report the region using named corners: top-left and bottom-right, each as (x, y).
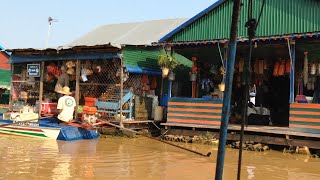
top-left (0, 135), bottom-right (319, 179)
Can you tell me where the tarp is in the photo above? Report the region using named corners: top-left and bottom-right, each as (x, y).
top-left (0, 69), bottom-right (10, 90)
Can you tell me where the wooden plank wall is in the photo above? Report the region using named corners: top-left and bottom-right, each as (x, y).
top-left (167, 98), bottom-right (222, 126)
top-left (290, 103), bottom-right (320, 134)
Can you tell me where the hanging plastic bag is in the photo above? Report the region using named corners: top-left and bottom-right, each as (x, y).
top-left (310, 63), bottom-right (316, 75)
top-left (81, 68), bottom-right (88, 82)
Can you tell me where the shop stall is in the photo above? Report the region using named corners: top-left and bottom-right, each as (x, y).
top-left (5, 45), bottom-right (163, 124)
top-left (158, 0), bottom-right (320, 134)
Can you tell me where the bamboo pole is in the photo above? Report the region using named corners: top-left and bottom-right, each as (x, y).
top-left (106, 121), bottom-right (211, 157)
top-left (215, 0), bottom-right (242, 179)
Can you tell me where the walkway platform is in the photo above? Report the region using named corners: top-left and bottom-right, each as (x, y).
top-left (161, 122), bottom-right (320, 149)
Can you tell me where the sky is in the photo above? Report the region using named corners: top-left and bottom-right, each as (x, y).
top-left (0, 0), bottom-right (217, 49)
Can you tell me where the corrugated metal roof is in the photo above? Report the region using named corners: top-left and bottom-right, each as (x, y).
top-left (0, 45), bottom-right (11, 56)
top-left (160, 0), bottom-right (320, 42)
top-left (69, 18), bottom-right (188, 47)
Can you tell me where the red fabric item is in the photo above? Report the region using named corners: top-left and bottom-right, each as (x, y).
top-left (278, 60), bottom-right (285, 76)
top-left (273, 61), bottom-right (279, 76)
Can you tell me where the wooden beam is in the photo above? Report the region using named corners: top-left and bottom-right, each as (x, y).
top-left (9, 65), bottom-right (14, 111)
top-left (38, 62), bottom-right (45, 117)
top-left (75, 60), bottom-right (80, 121)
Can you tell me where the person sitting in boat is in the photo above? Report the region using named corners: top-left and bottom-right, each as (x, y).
top-left (56, 86), bottom-right (76, 122)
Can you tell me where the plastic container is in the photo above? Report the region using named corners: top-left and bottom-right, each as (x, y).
top-left (41, 102), bottom-right (58, 114)
top-left (154, 106), bottom-right (163, 121)
top-left (84, 97), bottom-right (97, 106)
top-left (82, 106), bottom-right (97, 115)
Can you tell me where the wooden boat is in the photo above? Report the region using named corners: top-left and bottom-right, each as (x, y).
top-left (0, 115), bottom-right (99, 141)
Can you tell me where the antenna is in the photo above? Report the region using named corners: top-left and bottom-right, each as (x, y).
top-left (45, 16), bottom-right (58, 48)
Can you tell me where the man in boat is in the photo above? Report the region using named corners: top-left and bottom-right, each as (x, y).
top-left (56, 86), bottom-right (76, 122)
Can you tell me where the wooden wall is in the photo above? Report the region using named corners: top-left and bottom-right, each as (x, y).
top-left (290, 103), bottom-right (320, 134)
top-left (167, 98), bottom-right (222, 126)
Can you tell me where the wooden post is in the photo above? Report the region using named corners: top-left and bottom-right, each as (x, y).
top-left (38, 61), bottom-right (45, 117)
top-left (120, 53), bottom-right (124, 127)
top-left (9, 64), bottom-right (14, 111)
top-left (75, 60), bottom-right (80, 121)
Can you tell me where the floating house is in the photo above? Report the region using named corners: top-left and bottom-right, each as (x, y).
top-left (158, 0), bottom-right (320, 148)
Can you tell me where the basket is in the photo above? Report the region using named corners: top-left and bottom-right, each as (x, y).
top-left (84, 97), bottom-right (97, 106)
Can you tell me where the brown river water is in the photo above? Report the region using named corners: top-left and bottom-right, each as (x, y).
top-left (0, 135), bottom-right (319, 180)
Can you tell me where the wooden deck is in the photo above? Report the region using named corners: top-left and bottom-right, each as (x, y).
top-left (161, 122), bottom-right (320, 138)
top-left (162, 122), bottom-right (320, 149)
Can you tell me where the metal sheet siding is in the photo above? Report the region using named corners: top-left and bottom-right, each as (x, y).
top-left (123, 47), bottom-right (160, 70)
top-left (171, 0), bottom-right (320, 42)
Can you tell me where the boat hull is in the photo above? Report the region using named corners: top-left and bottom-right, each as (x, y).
top-left (0, 118), bottom-right (99, 141)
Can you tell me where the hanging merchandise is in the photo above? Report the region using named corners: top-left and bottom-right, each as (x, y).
top-left (303, 52), bottom-right (309, 86)
top-left (278, 59), bottom-right (285, 76)
top-left (273, 61), bottom-right (279, 77)
top-left (310, 63), bottom-right (316, 75)
top-left (311, 76), bottom-right (316, 91)
top-left (258, 59), bottom-right (264, 75)
top-left (151, 76), bottom-right (157, 89)
top-left (307, 79), bottom-right (312, 91)
top-left (238, 58), bottom-right (244, 73)
top-left (81, 68), bottom-right (88, 82)
top-left (141, 74), bottom-right (149, 84)
top-left (263, 59), bottom-right (268, 70)
top-left (285, 59), bottom-right (291, 75)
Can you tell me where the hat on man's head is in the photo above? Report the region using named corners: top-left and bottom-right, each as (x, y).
top-left (57, 86), bottom-right (72, 95)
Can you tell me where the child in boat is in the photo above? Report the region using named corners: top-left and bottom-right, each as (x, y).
top-left (56, 86), bottom-right (76, 122)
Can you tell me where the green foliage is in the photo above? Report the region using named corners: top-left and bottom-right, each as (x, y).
top-left (158, 50), bottom-right (178, 70)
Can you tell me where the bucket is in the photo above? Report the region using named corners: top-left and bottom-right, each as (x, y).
top-left (162, 68), bottom-right (169, 77)
top-left (168, 72), bottom-right (175, 81)
top-left (219, 83), bottom-right (225, 92)
top-left (190, 73), bottom-right (197, 81)
top-left (84, 97), bottom-right (97, 106)
top-left (154, 106), bottom-right (163, 121)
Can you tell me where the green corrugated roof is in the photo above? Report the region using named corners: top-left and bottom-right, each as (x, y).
top-left (123, 46), bottom-right (192, 71)
top-left (0, 69), bottom-right (10, 89)
top-left (162, 0), bottom-right (320, 42)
